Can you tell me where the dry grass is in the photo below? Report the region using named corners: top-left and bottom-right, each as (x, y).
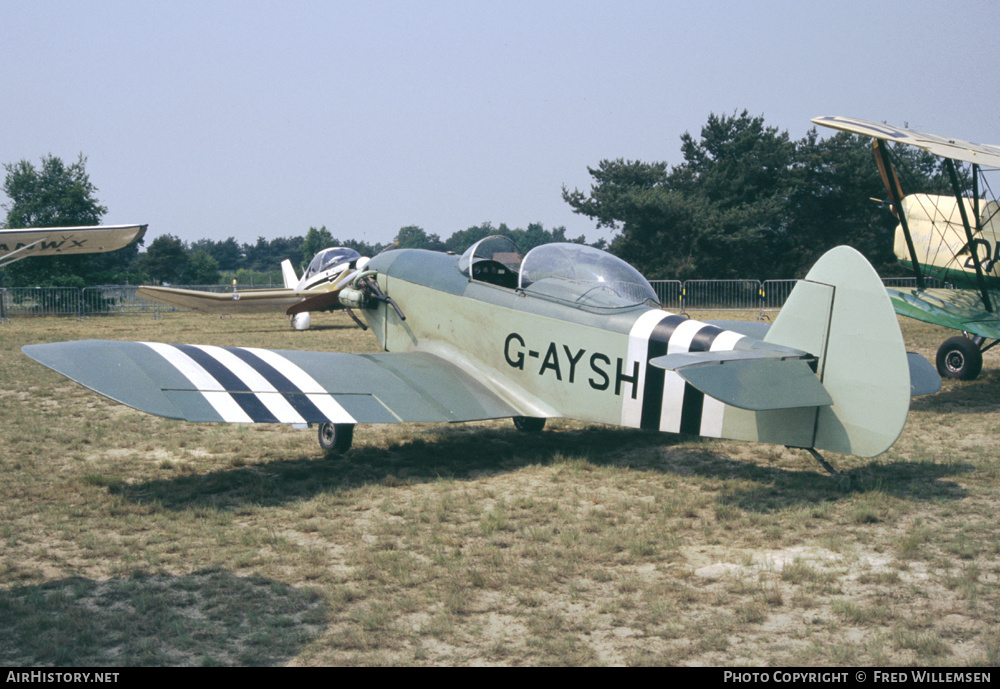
top-left (1, 311), bottom-right (998, 666)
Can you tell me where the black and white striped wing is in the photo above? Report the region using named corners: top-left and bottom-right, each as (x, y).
top-left (22, 340), bottom-right (520, 425)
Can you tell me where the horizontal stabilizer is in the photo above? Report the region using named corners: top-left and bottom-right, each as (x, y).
top-left (908, 352), bottom-right (941, 396)
top-left (648, 350), bottom-right (832, 411)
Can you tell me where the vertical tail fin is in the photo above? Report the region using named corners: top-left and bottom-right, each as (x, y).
top-left (765, 246), bottom-right (911, 457)
top-left (281, 259), bottom-right (299, 289)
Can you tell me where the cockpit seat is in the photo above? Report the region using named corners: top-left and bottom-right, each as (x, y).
top-left (471, 259), bottom-right (519, 289)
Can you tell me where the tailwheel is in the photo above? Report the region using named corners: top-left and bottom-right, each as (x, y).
top-left (935, 336), bottom-right (983, 381)
top-left (513, 416), bottom-right (546, 432)
top-left (318, 422), bottom-right (354, 454)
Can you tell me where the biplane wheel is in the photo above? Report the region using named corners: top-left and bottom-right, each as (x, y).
top-left (936, 336), bottom-right (983, 381)
top-left (318, 422), bottom-right (354, 454)
top-left (513, 416), bottom-right (546, 432)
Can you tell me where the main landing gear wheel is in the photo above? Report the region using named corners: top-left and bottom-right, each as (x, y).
top-left (513, 416), bottom-right (546, 432)
top-left (318, 423), bottom-right (354, 454)
top-left (936, 336), bottom-right (983, 381)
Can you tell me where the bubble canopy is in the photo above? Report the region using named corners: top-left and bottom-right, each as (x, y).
top-left (458, 237), bottom-right (659, 308)
top-left (303, 247), bottom-right (361, 280)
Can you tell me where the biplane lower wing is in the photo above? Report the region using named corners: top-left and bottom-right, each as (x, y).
top-left (21, 341), bottom-right (523, 425)
top-left (887, 287), bottom-right (1000, 340)
top-left (136, 286), bottom-right (327, 315)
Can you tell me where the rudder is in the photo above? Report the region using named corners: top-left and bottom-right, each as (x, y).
top-left (765, 246), bottom-right (911, 457)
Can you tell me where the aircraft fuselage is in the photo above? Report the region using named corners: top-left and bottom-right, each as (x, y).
top-left (359, 248), bottom-right (816, 448)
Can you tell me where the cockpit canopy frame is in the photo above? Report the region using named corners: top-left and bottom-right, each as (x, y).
top-left (458, 236), bottom-right (659, 309)
top-left (303, 247), bottom-right (362, 281)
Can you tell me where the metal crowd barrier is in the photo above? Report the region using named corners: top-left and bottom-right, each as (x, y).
top-left (880, 276), bottom-right (949, 289)
top-left (1, 278), bottom-right (934, 321)
top-left (0, 284), bottom-right (258, 319)
top-left (680, 279), bottom-right (762, 312)
top-left (648, 280), bottom-right (682, 311)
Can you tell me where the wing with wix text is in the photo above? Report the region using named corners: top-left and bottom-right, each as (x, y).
top-left (0, 224), bottom-right (147, 268)
top-left (21, 340), bottom-right (522, 425)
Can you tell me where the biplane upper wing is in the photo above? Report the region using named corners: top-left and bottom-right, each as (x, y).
top-left (136, 285), bottom-right (328, 315)
top-left (887, 287), bottom-right (1000, 340)
top-left (811, 116), bottom-right (1000, 167)
top-left (21, 340), bottom-right (525, 424)
top-left (0, 224), bottom-right (147, 268)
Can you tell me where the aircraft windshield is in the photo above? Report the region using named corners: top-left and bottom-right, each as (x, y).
top-left (518, 243), bottom-right (659, 308)
top-left (303, 247), bottom-right (361, 280)
top-left (458, 236), bottom-right (523, 288)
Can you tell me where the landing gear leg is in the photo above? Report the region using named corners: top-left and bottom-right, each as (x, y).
top-left (513, 416), bottom-right (546, 432)
top-left (318, 423), bottom-right (354, 454)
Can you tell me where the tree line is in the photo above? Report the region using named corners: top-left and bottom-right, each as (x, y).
top-left (2, 111), bottom-right (958, 288)
top-left (564, 110), bottom-right (956, 280)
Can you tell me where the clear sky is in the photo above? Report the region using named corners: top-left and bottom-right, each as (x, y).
top-left (3, 0), bottom-right (998, 249)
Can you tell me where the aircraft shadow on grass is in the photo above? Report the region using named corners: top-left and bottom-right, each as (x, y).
top-left (107, 424), bottom-right (971, 514)
top-left (909, 372), bottom-right (1000, 414)
top-left (0, 570), bottom-right (326, 666)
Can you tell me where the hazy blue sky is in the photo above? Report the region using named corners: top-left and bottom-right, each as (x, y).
top-left (3, 0), bottom-right (998, 249)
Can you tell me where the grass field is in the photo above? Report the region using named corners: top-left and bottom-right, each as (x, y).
top-left (1, 310), bottom-right (998, 666)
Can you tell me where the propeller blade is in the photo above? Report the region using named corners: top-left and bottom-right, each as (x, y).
top-left (286, 288), bottom-right (344, 315)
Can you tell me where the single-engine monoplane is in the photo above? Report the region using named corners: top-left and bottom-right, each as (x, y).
top-left (136, 246), bottom-right (368, 330)
top-left (23, 237), bottom-right (938, 471)
top-left (813, 115), bottom-right (1000, 380)
top-left (0, 224), bottom-right (147, 269)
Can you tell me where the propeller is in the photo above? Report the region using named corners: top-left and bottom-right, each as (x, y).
top-left (286, 288), bottom-right (344, 315)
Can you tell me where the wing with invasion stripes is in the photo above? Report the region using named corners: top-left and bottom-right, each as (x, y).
top-left (21, 340), bottom-right (522, 424)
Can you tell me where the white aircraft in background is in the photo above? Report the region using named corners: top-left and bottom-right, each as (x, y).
top-left (137, 247), bottom-right (369, 330)
top-left (0, 224), bottom-right (147, 269)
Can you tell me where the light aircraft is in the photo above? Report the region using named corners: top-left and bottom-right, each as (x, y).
top-left (136, 246), bottom-right (369, 330)
top-left (0, 224), bottom-right (147, 269)
top-left (813, 116), bottom-right (1000, 380)
top-left (23, 236), bottom-right (938, 472)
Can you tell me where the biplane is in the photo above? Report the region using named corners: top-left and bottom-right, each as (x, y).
top-left (23, 237), bottom-right (939, 472)
top-left (813, 116), bottom-right (1000, 380)
top-left (0, 224), bottom-right (146, 269)
top-left (137, 247), bottom-right (368, 330)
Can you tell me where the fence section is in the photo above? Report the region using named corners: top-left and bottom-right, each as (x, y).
top-left (681, 279), bottom-right (763, 312)
top-left (0, 284), bottom-right (263, 319)
top-left (648, 280), bottom-right (682, 311)
top-left (760, 280), bottom-right (798, 312)
top-left (2, 287), bottom-right (88, 318)
top-left (1, 277), bottom-right (940, 321)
